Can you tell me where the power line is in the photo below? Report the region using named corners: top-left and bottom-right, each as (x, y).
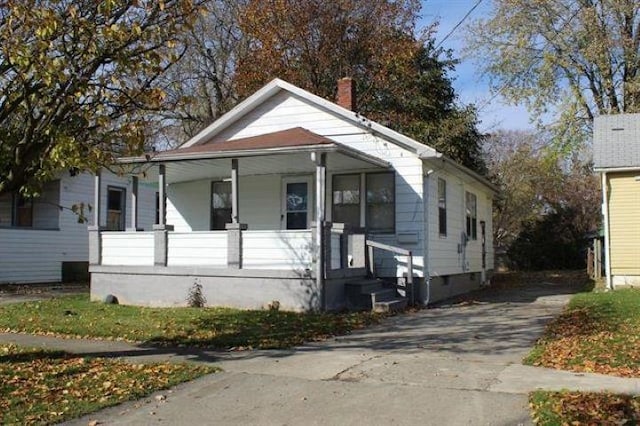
top-left (435, 0), bottom-right (484, 49)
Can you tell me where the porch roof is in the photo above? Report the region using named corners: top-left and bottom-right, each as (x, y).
top-left (120, 127), bottom-right (390, 183)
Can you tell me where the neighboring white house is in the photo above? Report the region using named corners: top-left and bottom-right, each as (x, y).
top-left (0, 171), bottom-right (156, 284)
top-left (89, 78), bottom-right (496, 310)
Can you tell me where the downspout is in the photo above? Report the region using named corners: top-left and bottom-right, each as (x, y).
top-left (601, 172), bottom-right (613, 290)
top-left (423, 169), bottom-right (434, 306)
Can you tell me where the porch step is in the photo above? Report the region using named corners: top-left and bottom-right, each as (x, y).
top-left (373, 298), bottom-right (408, 313)
top-left (344, 278), bottom-right (407, 312)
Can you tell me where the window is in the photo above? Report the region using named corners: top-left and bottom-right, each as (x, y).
top-left (438, 178), bottom-right (447, 236)
top-left (366, 172), bottom-right (395, 233)
top-left (332, 174), bottom-right (360, 227)
top-left (465, 191), bottom-right (477, 240)
top-left (106, 187), bottom-right (126, 231)
top-left (12, 194), bottom-right (33, 227)
top-left (211, 181), bottom-right (232, 230)
top-left (155, 192), bottom-right (160, 225)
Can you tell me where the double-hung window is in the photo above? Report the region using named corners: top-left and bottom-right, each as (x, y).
top-left (106, 187), bottom-right (126, 231)
top-left (12, 194), bottom-right (33, 227)
top-left (332, 174), bottom-right (360, 227)
top-left (465, 191), bottom-right (477, 240)
top-left (332, 172), bottom-right (395, 233)
top-left (211, 181), bottom-right (232, 230)
top-left (438, 178), bottom-right (447, 236)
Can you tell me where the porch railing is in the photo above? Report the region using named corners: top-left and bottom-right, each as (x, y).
top-left (102, 231), bottom-right (154, 266)
top-left (243, 230), bottom-right (312, 270)
top-left (167, 231), bottom-right (227, 267)
top-left (365, 239), bottom-right (414, 305)
top-left (93, 223), bottom-right (367, 276)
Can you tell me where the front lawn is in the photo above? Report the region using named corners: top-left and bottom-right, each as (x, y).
top-left (0, 295), bottom-right (381, 349)
top-left (0, 344), bottom-right (215, 424)
top-left (525, 289), bottom-right (640, 377)
top-left (530, 390), bottom-right (640, 425)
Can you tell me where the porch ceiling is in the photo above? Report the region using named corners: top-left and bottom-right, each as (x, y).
top-left (135, 150), bottom-right (389, 184)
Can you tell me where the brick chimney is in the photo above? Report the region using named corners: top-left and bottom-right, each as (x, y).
top-left (336, 77), bottom-right (356, 111)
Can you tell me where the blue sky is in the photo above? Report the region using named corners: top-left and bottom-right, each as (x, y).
top-left (418, 0), bottom-right (535, 132)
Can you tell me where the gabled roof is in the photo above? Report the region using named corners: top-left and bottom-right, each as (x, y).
top-left (180, 78), bottom-right (437, 157)
top-left (594, 113), bottom-right (640, 170)
top-left (119, 127), bottom-right (390, 169)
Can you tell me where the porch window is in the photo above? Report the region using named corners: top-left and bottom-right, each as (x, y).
top-left (465, 191), bottom-right (477, 240)
top-left (332, 174), bottom-right (360, 228)
top-left (12, 194), bottom-right (33, 227)
top-left (211, 181), bottom-right (232, 230)
top-left (366, 172), bottom-right (395, 233)
top-left (438, 178), bottom-right (447, 236)
top-left (106, 187), bottom-right (126, 231)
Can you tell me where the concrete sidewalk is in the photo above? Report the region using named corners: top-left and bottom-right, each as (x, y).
top-left (1, 283), bottom-right (638, 425)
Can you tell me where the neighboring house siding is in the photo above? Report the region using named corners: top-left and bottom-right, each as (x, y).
top-left (212, 91), bottom-right (425, 277)
top-left (608, 172), bottom-right (640, 276)
top-left (426, 167), bottom-right (494, 277)
top-left (0, 171), bottom-right (155, 284)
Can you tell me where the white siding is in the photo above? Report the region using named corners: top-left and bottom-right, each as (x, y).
top-left (243, 230), bottom-right (312, 270)
top-left (0, 229), bottom-right (64, 283)
top-left (167, 232), bottom-right (227, 266)
top-left (425, 167), bottom-right (494, 277)
top-left (167, 175), bottom-right (283, 231)
top-left (101, 232), bottom-right (154, 266)
top-left (213, 91), bottom-right (426, 276)
top-left (0, 171), bottom-right (156, 284)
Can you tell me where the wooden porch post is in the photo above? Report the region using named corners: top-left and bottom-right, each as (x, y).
top-left (93, 170), bottom-right (101, 227)
top-left (231, 158), bottom-right (239, 223)
top-left (154, 164), bottom-right (173, 266)
top-left (88, 170), bottom-right (102, 265)
top-left (227, 158), bottom-right (247, 268)
top-left (157, 164), bottom-right (166, 226)
top-left (312, 151), bottom-right (327, 310)
top-left (126, 175), bottom-right (141, 231)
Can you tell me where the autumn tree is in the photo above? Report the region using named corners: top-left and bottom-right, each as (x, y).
top-left (159, 0), bottom-right (248, 143)
top-left (467, 0), bottom-right (640, 149)
top-left (0, 0), bottom-right (200, 195)
top-left (234, 0), bottom-right (486, 173)
top-left (484, 130), bottom-right (601, 269)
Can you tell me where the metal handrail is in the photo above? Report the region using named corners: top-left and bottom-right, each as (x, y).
top-left (365, 239), bottom-right (414, 305)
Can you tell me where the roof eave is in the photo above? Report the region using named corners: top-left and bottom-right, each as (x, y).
top-left (421, 152), bottom-right (499, 194)
top-left (118, 143), bottom-right (391, 169)
top-left (594, 165), bottom-right (640, 173)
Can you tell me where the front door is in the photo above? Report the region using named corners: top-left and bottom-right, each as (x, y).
top-left (282, 176), bottom-right (313, 229)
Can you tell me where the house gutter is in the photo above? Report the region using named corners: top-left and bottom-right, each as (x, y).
top-left (601, 172), bottom-right (613, 290)
top-left (421, 152), bottom-right (498, 194)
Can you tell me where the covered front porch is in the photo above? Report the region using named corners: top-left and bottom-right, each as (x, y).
top-left (88, 128), bottom-right (411, 310)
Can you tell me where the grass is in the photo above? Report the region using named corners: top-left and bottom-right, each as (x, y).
top-left (525, 288), bottom-right (640, 377)
top-left (0, 343), bottom-right (216, 425)
top-left (0, 295), bottom-right (382, 349)
top-left (530, 390), bottom-right (640, 425)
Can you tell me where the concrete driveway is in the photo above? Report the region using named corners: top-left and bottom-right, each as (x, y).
top-left (65, 283), bottom-right (579, 426)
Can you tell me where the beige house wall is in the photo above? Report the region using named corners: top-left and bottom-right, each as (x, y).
top-left (607, 172), bottom-right (640, 279)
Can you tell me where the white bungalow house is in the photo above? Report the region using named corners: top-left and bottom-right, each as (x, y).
top-left (89, 78), bottom-right (496, 311)
top-left (0, 171), bottom-right (156, 284)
